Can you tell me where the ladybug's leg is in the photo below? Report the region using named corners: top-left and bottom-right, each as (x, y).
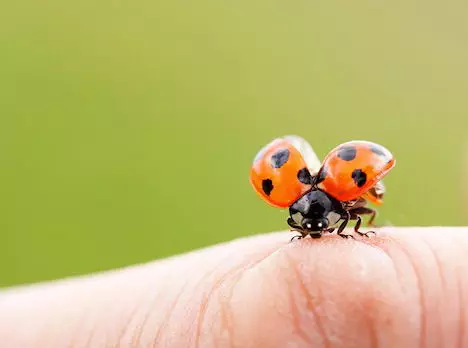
top-left (367, 209), bottom-right (377, 227)
top-left (290, 235), bottom-right (304, 242)
top-left (288, 218), bottom-right (306, 242)
top-left (349, 207), bottom-right (378, 228)
top-left (348, 210), bottom-right (377, 238)
top-left (337, 212), bottom-right (354, 239)
top-left (352, 215), bottom-right (376, 238)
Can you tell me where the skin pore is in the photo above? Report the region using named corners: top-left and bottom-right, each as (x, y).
top-left (0, 227), bottom-right (468, 347)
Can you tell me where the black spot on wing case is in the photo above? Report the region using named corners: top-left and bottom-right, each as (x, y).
top-left (270, 148), bottom-right (290, 168)
top-left (337, 146), bottom-right (357, 161)
top-left (351, 169), bottom-right (367, 187)
top-left (262, 179), bottom-right (274, 195)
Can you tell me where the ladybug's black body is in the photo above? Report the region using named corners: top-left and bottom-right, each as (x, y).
top-left (286, 188), bottom-right (377, 240)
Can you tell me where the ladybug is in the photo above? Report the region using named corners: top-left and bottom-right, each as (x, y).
top-left (249, 135), bottom-right (395, 239)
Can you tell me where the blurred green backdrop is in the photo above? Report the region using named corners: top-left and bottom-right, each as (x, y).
top-left (1, 0), bottom-right (468, 286)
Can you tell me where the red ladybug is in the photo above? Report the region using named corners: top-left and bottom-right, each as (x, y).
top-left (249, 135), bottom-right (395, 239)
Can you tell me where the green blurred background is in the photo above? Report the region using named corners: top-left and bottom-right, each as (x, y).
top-left (1, 0), bottom-right (468, 287)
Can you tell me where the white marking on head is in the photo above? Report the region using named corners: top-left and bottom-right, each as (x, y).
top-left (327, 211), bottom-right (341, 226)
top-left (292, 212), bottom-right (303, 226)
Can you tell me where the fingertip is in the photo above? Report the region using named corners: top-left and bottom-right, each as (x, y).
top-left (198, 227), bottom-right (468, 347)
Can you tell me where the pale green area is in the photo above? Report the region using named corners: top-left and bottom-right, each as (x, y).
top-left (1, 0), bottom-right (468, 286)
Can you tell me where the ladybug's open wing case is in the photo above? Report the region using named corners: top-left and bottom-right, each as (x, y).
top-left (250, 136), bottom-right (315, 208)
top-left (316, 141), bottom-right (395, 202)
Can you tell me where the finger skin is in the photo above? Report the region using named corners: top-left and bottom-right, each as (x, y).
top-left (0, 228), bottom-right (467, 347)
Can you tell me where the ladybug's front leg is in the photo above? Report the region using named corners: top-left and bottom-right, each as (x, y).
top-left (287, 218), bottom-right (306, 242)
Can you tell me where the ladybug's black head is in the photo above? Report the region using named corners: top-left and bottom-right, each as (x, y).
top-left (289, 189), bottom-right (343, 236)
